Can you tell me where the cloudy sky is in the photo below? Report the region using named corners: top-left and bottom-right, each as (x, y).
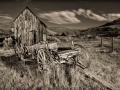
top-left (0, 0), bottom-right (120, 29)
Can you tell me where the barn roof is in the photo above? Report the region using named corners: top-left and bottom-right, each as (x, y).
top-left (13, 6), bottom-right (47, 27)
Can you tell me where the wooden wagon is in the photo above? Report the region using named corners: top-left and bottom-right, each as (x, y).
top-left (14, 41), bottom-right (90, 70)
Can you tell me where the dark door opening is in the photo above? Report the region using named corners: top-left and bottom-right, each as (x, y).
top-left (34, 32), bottom-right (36, 44)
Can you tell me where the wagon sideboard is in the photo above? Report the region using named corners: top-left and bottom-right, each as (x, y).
top-left (58, 50), bottom-right (79, 59)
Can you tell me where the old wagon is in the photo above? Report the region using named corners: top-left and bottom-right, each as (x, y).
top-left (14, 41), bottom-right (90, 70)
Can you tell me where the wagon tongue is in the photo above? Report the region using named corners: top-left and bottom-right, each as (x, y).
top-left (76, 62), bottom-right (86, 69)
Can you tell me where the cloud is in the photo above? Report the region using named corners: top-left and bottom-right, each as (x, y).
top-left (0, 16), bottom-right (12, 20)
top-left (0, 15), bottom-right (13, 22)
top-left (74, 8), bottom-right (107, 21)
top-left (34, 8), bottom-right (41, 11)
top-left (39, 10), bottom-right (81, 24)
top-left (102, 13), bottom-right (120, 21)
top-left (39, 8), bottom-right (120, 24)
top-left (74, 8), bottom-right (120, 22)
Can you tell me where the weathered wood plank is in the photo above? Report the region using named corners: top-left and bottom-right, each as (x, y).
top-left (13, 7), bottom-right (47, 46)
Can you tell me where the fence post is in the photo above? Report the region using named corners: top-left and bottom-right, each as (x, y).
top-left (101, 36), bottom-right (103, 47)
top-left (111, 37), bottom-right (114, 52)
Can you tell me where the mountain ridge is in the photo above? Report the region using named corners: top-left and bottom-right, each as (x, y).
top-left (78, 18), bottom-right (120, 37)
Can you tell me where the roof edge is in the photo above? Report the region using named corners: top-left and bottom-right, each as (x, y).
top-left (13, 6), bottom-right (47, 27)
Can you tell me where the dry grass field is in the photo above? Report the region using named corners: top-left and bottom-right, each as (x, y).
top-left (57, 36), bottom-right (120, 89)
top-left (0, 36), bottom-right (120, 90)
top-left (73, 37), bottom-right (120, 89)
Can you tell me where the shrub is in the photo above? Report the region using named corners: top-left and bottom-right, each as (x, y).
top-left (47, 36), bottom-right (60, 42)
top-left (2, 37), bottom-right (13, 50)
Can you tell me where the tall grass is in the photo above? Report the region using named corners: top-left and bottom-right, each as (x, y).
top-left (77, 37), bottom-right (120, 89)
top-left (0, 54), bottom-right (112, 90)
top-left (0, 36), bottom-right (120, 89)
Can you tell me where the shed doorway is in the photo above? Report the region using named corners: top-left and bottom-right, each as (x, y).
top-left (33, 32), bottom-right (36, 44)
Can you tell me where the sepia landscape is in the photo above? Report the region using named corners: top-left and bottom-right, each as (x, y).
top-left (0, 0), bottom-right (120, 90)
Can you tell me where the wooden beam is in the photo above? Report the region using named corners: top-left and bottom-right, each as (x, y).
top-left (111, 37), bottom-right (114, 52)
top-left (101, 37), bottom-right (103, 47)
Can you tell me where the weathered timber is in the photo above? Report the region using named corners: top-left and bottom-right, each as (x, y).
top-left (13, 7), bottom-right (47, 46)
top-left (101, 36), bottom-right (103, 47)
top-left (26, 42), bottom-right (58, 52)
top-left (111, 37), bottom-right (114, 52)
top-left (58, 50), bottom-right (78, 59)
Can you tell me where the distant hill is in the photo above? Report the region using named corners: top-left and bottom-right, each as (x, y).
top-left (47, 29), bottom-right (57, 36)
top-left (0, 22), bottom-right (13, 30)
top-left (48, 27), bottom-right (78, 35)
top-left (0, 29), bottom-right (13, 38)
top-left (100, 18), bottom-right (120, 28)
top-left (78, 18), bottom-right (120, 37)
top-left (0, 22), bottom-right (13, 38)
top-left (0, 21), bottom-right (78, 37)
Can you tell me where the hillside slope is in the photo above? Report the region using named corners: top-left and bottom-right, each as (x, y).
top-left (48, 27), bottom-right (78, 35)
top-left (78, 18), bottom-right (120, 36)
top-left (100, 18), bottom-right (120, 28)
top-left (0, 22), bottom-right (13, 38)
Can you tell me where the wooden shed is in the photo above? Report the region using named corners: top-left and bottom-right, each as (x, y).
top-left (13, 7), bottom-right (47, 46)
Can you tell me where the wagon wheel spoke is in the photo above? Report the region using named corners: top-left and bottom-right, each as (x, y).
top-left (74, 44), bottom-right (90, 69)
top-left (44, 49), bottom-right (52, 62)
top-left (37, 49), bottom-right (46, 63)
top-left (15, 46), bottom-right (20, 54)
top-left (14, 45), bottom-right (22, 58)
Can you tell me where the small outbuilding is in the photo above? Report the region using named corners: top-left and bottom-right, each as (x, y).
top-left (13, 7), bottom-right (47, 46)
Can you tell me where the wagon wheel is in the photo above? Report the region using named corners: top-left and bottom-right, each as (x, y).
top-left (73, 44), bottom-right (90, 69)
top-left (37, 49), bottom-right (48, 71)
top-left (37, 49), bottom-right (46, 63)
